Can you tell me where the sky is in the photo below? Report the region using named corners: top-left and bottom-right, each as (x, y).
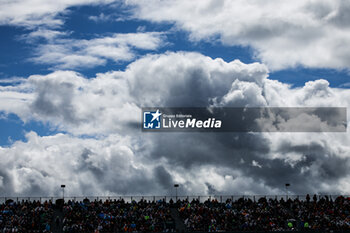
top-left (1, 0), bottom-right (350, 197)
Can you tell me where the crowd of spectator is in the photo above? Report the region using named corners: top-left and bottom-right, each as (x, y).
top-left (178, 195), bottom-right (350, 232)
top-left (0, 200), bottom-right (53, 232)
top-left (62, 199), bottom-right (175, 232)
top-left (1, 195), bottom-right (350, 232)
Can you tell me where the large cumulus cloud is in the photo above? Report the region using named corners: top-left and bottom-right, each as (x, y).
top-left (0, 132), bottom-right (172, 197)
top-left (0, 52), bottom-right (350, 196)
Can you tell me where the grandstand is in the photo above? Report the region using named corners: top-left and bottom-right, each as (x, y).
top-left (0, 195), bottom-right (350, 232)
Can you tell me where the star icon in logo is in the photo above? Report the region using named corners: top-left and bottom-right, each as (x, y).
top-left (151, 109), bottom-right (162, 122)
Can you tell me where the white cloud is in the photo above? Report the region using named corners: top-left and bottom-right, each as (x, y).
top-left (0, 81), bottom-right (33, 120)
top-left (0, 0), bottom-right (115, 28)
top-left (23, 29), bottom-right (69, 42)
top-left (0, 77), bottom-right (26, 84)
top-left (127, 0), bottom-right (350, 70)
top-left (216, 80), bottom-right (267, 107)
top-left (89, 13), bottom-right (116, 22)
top-left (252, 160), bottom-right (262, 168)
top-left (30, 32), bottom-right (165, 69)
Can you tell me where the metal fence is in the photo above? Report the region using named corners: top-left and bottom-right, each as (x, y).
top-left (0, 194), bottom-right (348, 204)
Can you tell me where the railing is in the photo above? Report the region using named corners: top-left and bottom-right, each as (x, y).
top-left (0, 194), bottom-right (348, 204)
